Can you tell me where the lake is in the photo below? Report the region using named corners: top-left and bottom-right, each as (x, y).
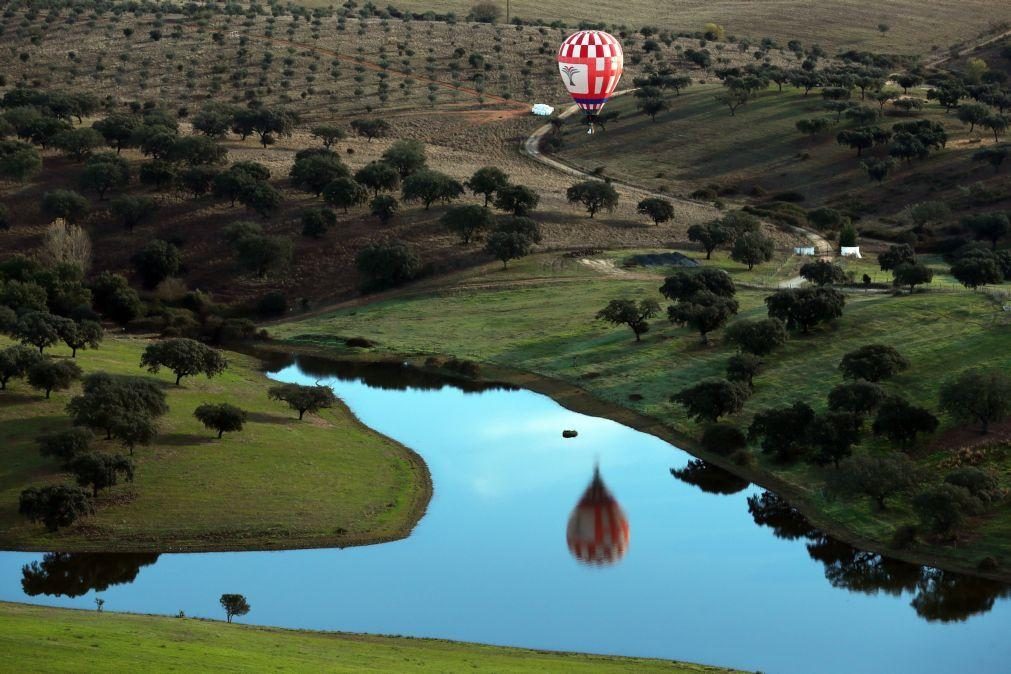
top-left (1, 356), bottom-right (1009, 673)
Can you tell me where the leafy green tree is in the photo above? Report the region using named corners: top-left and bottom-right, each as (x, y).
top-left (92, 113), bottom-right (141, 153)
top-left (672, 379), bottom-right (750, 423)
top-left (950, 254), bottom-right (1002, 289)
top-left (180, 166), bottom-right (219, 198)
top-left (838, 222), bottom-right (858, 247)
top-left (828, 454), bottom-right (921, 510)
top-left (381, 139), bottom-right (427, 178)
top-left (963, 212), bottom-right (1009, 249)
top-left (131, 240), bottom-right (180, 289)
top-left (981, 113), bottom-right (1008, 142)
top-left (38, 428), bottom-right (94, 467)
top-left (322, 177), bottom-right (368, 213)
top-left (839, 344), bottom-right (909, 382)
top-left (667, 291), bottom-right (739, 344)
top-left (27, 358), bottom-right (82, 398)
top-left (595, 298), bottom-right (661, 342)
top-left (220, 594), bottom-right (251, 623)
top-left (268, 383), bottom-right (337, 420)
top-left (637, 96), bottom-right (669, 121)
top-left (493, 184), bottom-right (540, 216)
top-left (861, 157), bottom-right (894, 182)
top-left (765, 287), bottom-right (845, 332)
top-left (311, 124), bottom-right (346, 149)
top-left (872, 396), bottom-right (939, 447)
top-left (110, 409), bottom-right (158, 455)
top-left (730, 232), bottom-right (774, 270)
top-left (687, 221), bottom-right (731, 259)
top-left (972, 146), bottom-right (1008, 174)
top-left (939, 369), bottom-right (1011, 434)
top-left (828, 380), bottom-right (885, 415)
top-left (715, 89), bottom-right (750, 115)
top-left (89, 272), bottom-right (143, 325)
top-left (59, 320), bottom-right (102, 358)
top-left (913, 485), bottom-right (975, 535)
top-left (724, 318), bottom-right (787, 355)
top-left (957, 103), bottom-right (989, 132)
top-left (799, 260), bottom-right (847, 286)
top-left (893, 262), bottom-right (933, 293)
top-left (363, 194), bottom-right (396, 224)
top-left (808, 411), bottom-right (862, 468)
top-left (140, 338), bottom-right (228, 385)
top-left (350, 118), bottom-right (390, 141)
top-left (836, 128), bottom-right (875, 156)
top-left (80, 153), bottom-right (130, 200)
top-left (235, 181), bottom-right (281, 219)
top-left (14, 311), bottom-right (66, 354)
top-left (41, 190), bottom-right (90, 225)
top-left (401, 169), bottom-right (464, 209)
top-left (878, 243), bottom-right (916, 271)
top-left (19, 484), bottom-right (93, 532)
top-left (0, 344), bottom-right (42, 390)
top-left (166, 136), bottom-right (226, 168)
top-left (466, 166), bottom-right (509, 206)
top-left (52, 127), bottom-right (104, 161)
top-left (895, 74), bottom-right (922, 94)
top-left (235, 234), bottom-right (292, 277)
top-left (748, 402), bottom-right (815, 462)
top-left (659, 269), bottom-right (736, 301)
top-left (484, 230), bottom-right (533, 269)
top-left (139, 160), bottom-right (179, 190)
top-left (0, 139), bottom-right (42, 181)
top-left (191, 103), bottom-right (237, 138)
top-left (442, 204), bottom-right (493, 244)
top-left (355, 239), bottom-right (420, 290)
top-left (300, 207), bottom-right (337, 239)
top-left (67, 373), bottom-right (168, 439)
top-left (242, 107), bottom-right (298, 147)
top-left (807, 207), bottom-right (846, 230)
top-left (726, 353), bottom-right (762, 388)
top-left (566, 180), bottom-right (619, 218)
top-left (70, 452), bottom-right (134, 496)
top-left (637, 197), bottom-right (675, 226)
top-left (109, 195), bottom-right (158, 232)
top-left (194, 403), bottom-right (247, 438)
top-left (354, 161), bottom-right (400, 195)
top-left (796, 117), bottom-right (832, 136)
top-left (289, 152), bottom-right (349, 196)
top-left (700, 423), bottom-right (747, 457)
top-left (945, 467), bottom-right (1003, 503)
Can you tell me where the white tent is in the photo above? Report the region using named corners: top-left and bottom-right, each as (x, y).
top-left (793, 246), bottom-right (816, 256)
top-left (531, 103), bottom-right (555, 116)
top-left (840, 246), bottom-right (862, 258)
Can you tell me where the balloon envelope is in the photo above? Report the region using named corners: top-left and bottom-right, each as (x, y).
top-left (566, 467), bottom-right (630, 565)
top-left (557, 30), bottom-right (624, 117)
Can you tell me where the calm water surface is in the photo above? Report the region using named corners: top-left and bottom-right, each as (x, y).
top-left (2, 357), bottom-right (1009, 673)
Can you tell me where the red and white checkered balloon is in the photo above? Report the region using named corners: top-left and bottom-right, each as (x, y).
top-left (567, 467), bottom-right (630, 565)
top-left (557, 30), bottom-right (624, 119)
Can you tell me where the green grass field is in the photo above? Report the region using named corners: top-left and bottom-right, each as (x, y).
top-left (0, 602), bottom-right (734, 673)
top-left (273, 252), bottom-right (1011, 572)
top-left (297, 0), bottom-right (1009, 56)
top-left (0, 337), bottom-right (429, 552)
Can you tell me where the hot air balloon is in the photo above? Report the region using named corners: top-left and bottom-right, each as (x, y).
top-left (566, 466), bottom-right (630, 565)
top-left (557, 30), bottom-right (624, 133)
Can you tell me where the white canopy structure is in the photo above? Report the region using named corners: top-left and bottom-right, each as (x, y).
top-left (793, 246), bottom-right (816, 256)
top-left (840, 247), bottom-right (862, 258)
top-left (531, 103), bottom-right (555, 116)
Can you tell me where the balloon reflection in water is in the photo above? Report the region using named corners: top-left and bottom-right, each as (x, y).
top-left (567, 466), bottom-right (630, 565)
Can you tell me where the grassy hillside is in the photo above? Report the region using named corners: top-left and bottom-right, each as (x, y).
top-left (0, 602), bottom-right (734, 673)
top-left (0, 337), bottom-right (430, 551)
top-left (272, 251), bottom-right (1011, 574)
top-left (298, 0), bottom-right (1011, 56)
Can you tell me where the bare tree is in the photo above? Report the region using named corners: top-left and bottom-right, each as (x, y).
top-left (39, 219), bottom-right (92, 272)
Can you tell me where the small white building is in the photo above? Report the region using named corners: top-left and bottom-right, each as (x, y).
top-left (793, 246), bottom-right (816, 256)
top-left (840, 246), bottom-right (862, 258)
top-left (531, 104), bottom-right (555, 116)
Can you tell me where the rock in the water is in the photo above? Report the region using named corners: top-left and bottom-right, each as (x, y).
top-left (562, 430), bottom-right (578, 438)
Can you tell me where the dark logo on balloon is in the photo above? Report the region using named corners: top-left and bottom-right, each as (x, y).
top-left (560, 65), bottom-right (580, 87)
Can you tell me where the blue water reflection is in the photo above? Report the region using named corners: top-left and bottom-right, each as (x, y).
top-left (1, 357), bottom-right (1009, 674)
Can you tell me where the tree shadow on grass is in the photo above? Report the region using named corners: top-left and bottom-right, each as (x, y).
top-left (0, 391), bottom-right (46, 408)
top-left (158, 433), bottom-right (216, 447)
top-left (244, 411), bottom-right (297, 425)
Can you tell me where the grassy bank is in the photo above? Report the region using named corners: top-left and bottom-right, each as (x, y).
top-left (272, 252), bottom-right (1011, 577)
top-left (0, 602), bottom-right (734, 673)
top-left (0, 337), bottom-right (430, 552)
